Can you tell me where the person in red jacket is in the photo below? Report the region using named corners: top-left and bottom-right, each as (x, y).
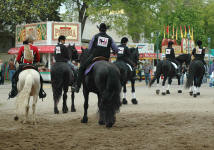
top-left (9, 35), bottom-right (46, 99)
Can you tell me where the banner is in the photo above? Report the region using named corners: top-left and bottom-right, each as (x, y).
top-left (16, 22), bottom-right (47, 46)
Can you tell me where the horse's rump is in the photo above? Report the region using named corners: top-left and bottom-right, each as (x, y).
top-left (185, 60), bottom-right (205, 88)
top-left (16, 69), bottom-right (40, 114)
top-left (51, 62), bottom-right (73, 100)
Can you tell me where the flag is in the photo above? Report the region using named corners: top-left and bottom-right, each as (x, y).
top-left (166, 25), bottom-right (169, 38)
top-left (176, 27), bottom-right (178, 40)
top-left (172, 25), bottom-right (174, 39)
top-left (184, 26), bottom-right (187, 38)
top-left (164, 25), bottom-right (165, 38)
top-left (188, 25), bottom-right (191, 36)
top-left (180, 26), bottom-right (183, 38)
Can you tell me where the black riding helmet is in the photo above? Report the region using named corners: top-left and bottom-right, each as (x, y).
top-left (197, 40), bottom-right (202, 46)
top-left (168, 41), bottom-right (174, 47)
top-left (97, 23), bottom-right (110, 32)
top-left (121, 37), bottom-right (128, 44)
top-left (58, 35), bottom-right (66, 42)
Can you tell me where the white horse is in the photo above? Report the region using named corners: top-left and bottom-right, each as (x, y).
top-left (14, 69), bottom-right (40, 124)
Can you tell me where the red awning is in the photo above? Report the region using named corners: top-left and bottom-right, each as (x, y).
top-left (8, 45), bottom-right (83, 54)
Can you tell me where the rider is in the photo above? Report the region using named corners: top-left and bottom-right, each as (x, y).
top-left (117, 37), bottom-right (136, 77)
top-left (73, 23), bottom-right (119, 93)
top-left (8, 35), bottom-right (46, 99)
top-left (192, 40), bottom-right (206, 72)
top-left (165, 41), bottom-right (181, 76)
top-left (54, 35), bottom-right (77, 84)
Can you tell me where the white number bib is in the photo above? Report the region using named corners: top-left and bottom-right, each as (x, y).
top-left (166, 49), bottom-right (171, 54)
top-left (118, 47), bottom-right (124, 54)
top-left (196, 48), bottom-right (202, 54)
top-left (97, 36), bottom-right (109, 47)
top-left (55, 46), bottom-right (61, 54)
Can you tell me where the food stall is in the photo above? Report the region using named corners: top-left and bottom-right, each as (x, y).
top-left (8, 21), bottom-right (82, 81)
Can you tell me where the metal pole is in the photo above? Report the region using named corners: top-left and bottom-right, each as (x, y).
top-left (208, 37), bottom-right (211, 70)
top-left (187, 33), bottom-right (190, 54)
top-left (156, 32), bottom-right (159, 64)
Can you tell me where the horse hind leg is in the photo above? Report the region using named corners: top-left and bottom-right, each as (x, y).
top-left (81, 88), bottom-right (89, 123)
top-left (23, 97), bottom-right (31, 124)
top-left (122, 85), bottom-right (128, 104)
top-left (32, 95), bottom-right (38, 125)
top-left (155, 76), bottom-right (161, 95)
top-left (161, 76), bottom-right (167, 95)
top-left (71, 91), bottom-right (76, 112)
top-left (97, 93), bottom-right (105, 125)
top-left (131, 80), bottom-right (137, 104)
top-left (62, 87), bottom-right (68, 113)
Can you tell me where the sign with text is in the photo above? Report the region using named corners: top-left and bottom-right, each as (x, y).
top-left (52, 22), bottom-right (80, 43)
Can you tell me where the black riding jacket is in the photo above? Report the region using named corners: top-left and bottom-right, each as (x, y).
top-left (192, 46), bottom-right (205, 60)
top-left (54, 43), bottom-right (70, 62)
top-left (90, 32), bottom-right (113, 59)
top-left (165, 47), bottom-right (175, 60)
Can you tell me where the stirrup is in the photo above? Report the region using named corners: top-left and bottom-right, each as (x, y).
top-left (39, 90), bottom-right (46, 99)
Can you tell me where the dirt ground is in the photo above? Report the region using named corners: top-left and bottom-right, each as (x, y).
top-left (0, 82), bottom-right (214, 150)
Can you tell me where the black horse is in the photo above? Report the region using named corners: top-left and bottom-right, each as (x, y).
top-left (51, 44), bottom-right (78, 114)
top-left (185, 60), bottom-right (205, 97)
top-left (114, 47), bottom-right (139, 104)
top-left (149, 54), bottom-right (191, 95)
top-left (80, 48), bottom-right (122, 128)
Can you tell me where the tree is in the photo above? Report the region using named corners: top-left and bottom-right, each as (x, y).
top-left (0, 0), bottom-right (64, 36)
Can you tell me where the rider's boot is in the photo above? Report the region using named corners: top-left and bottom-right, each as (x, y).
top-left (39, 76), bottom-right (46, 99)
top-left (8, 79), bottom-right (18, 99)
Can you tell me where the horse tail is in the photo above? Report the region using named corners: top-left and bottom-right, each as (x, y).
top-left (101, 69), bottom-right (121, 112)
top-left (185, 63), bottom-right (195, 89)
top-left (185, 62), bottom-right (197, 88)
top-left (16, 74), bottom-right (33, 114)
top-left (149, 62), bottom-right (162, 87)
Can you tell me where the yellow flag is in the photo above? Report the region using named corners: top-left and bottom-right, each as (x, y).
top-left (180, 26), bottom-right (183, 38)
top-left (176, 27), bottom-right (178, 40)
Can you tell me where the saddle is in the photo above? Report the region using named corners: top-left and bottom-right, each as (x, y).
top-left (85, 56), bottom-right (108, 75)
top-left (170, 62), bottom-right (178, 69)
top-left (92, 56), bottom-right (109, 62)
top-left (22, 64), bottom-right (38, 71)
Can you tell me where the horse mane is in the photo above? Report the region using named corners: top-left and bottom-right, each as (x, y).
top-left (176, 54), bottom-right (191, 66)
top-left (129, 47), bottom-right (139, 65)
top-left (67, 44), bottom-right (79, 62)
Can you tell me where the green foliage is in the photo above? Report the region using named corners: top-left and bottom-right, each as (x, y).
top-left (0, 0), bottom-right (64, 36)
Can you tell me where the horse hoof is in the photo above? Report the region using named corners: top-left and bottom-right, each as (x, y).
top-left (197, 92), bottom-right (200, 95)
top-left (54, 108), bottom-right (59, 114)
top-left (99, 120), bottom-right (105, 125)
top-left (131, 98), bottom-right (138, 105)
top-left (106, 123), bottom-right (113, 128)
top-left (178, 90), bottom-right (182, 93)
top-left (189, 92), bottom-right (193, 96)
top-left (14, 116), bottom-right (19, 121)
top-left (156, 90), bottom-right (160, 95)
top-left (81, 117), bottom-right (88, 123)
top-left (71, 107), bottom-right (76, 112)
top-left (62, 106), bottom-right (68, 113)
top-left (122, 98), bottom-right (128, 105)
top-left (193, 94), bottom-right (197, 98)
top-left (162, 92), bottom-right (166, 95)
top-left (166, 90), bottom-right (170, 94)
